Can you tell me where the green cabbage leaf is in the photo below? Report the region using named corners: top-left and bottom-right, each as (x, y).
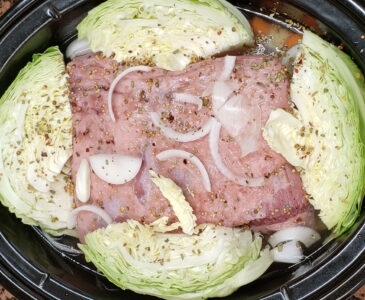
top-left (77, 0), bottom-right (253, 71)
top-left (79, 217), bottom-right (272, 299)
top-left (263, 30), bottom-right (365, 235)
top-left (0, 46), bottom-right (74, 236)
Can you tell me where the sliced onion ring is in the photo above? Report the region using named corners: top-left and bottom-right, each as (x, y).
top-left (268, 226), bottom-right (321, 248)
top-left (67, 205), bottom-right (112, 229)
top-left (219, 56), bottom-right (236, 81)
top-left (150, 112), bottom-right (214, 142)
top-left (89, 154), bottom-right (142, 185)
top-left (209, 118), bottom-right (264, 187)
top-left (108, 66), bottom-right (152, 122)
top-left (271, 240), bottom-right (304, 264)
top-left (215, 93), bottom-right (261, 158)
top-left (42, 231), bottom-right (83, 255)
top-left (156, 149), bottom-right (211, 192)
top-left (212, 81), bottom-right (233, 114)
top-left (281, 44), bottom-right (301, 72)
top-left (173, 93), bottom-right (203, 110)
top-left (76, 158), bottom-right (90, 203)
top-left (65, 39), bottom-right (92, 59)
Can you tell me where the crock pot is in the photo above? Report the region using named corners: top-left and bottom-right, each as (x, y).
top-left (0, 0), bottom-right (364, 299)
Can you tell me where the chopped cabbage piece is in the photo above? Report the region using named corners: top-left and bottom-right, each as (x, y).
top-left (150, 170), bottom-right (197, 235)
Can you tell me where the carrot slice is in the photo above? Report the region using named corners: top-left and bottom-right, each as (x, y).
top-left (302, 15), bottom-right (320, 31)
top-left (251, 16), bottom-right (271, 37)
top-left (259, 0), bottom-right (278, 10)
top-left (284, 34), bottom-right (303, 48)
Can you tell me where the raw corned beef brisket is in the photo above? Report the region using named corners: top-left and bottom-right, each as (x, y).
top-left (67, 54), bottom-right (313, 241)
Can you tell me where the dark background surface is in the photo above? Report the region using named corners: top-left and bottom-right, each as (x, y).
top-left (0, 0), bottom-right (363, 299)
top-left (0, 2), bottom-right (24, 298)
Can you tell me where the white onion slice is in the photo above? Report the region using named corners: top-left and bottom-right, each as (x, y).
top-left (216, 94), bottom-right (247, 137)
top-left (42, 231), bottom-right (83, 255)
top-left (268, 226), bottom-right (321, 248)
top-left (173, 93), bottom-right (203, 110)
top-left (67, 205), bottom-right (113, 229)
top-left (219, 56), bottom-right (236, 81)
top-left (76, 159), bottom-right (90, 203)
top-left (271, 240), bottom-right (304, 264)
top-left (156, 149), bottom-right (211, 192)
top-left (65, 39), bottom-right (92, 59)
top-left (209, 119), bottom-right (264, 187)
top-left (108, 66), bottom-right (152, 122)
top-left (212, 81), bottom-right (233, 114)
top-left (281, 44), bottom-right (301, 72)
top-left (216, 94), bottom-right (261, 157)
top-left (89, 154), bottom-right (142, 185)
top-left (150, 112), bottom-right (214, 142)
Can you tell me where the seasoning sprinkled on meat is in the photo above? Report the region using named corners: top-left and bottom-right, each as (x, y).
top-left (68, 53), bottom-right (311, 241)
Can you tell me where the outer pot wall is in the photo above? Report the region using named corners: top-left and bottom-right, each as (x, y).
top-left (0, 0), bottom-right (364, 299)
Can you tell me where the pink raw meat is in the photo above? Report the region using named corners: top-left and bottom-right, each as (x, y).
top-left (67, 54), bottom-right (312, 241)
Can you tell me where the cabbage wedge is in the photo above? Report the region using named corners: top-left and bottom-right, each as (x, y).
top-left (77, 0), bottom-right (253, 71)
top-left (79, 175), bottom-right (272, 299)
top-left (79, 218), bottom-right (273, 300)
top-left (263, 30), bottom-right (365, 235)
top-left (0, 47), bottom-right (74, 236)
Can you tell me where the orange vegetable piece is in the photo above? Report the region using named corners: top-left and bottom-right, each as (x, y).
top-left (259, 0), bottom-right (278, 10)
top-left (302, 14), bottom-right (320, 31)
top-left (251, 16), bottom-right (271, 37)
top-left (284, 34), bottom-right (303, 48)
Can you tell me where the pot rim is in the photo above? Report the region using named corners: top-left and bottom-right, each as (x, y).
top-left (0, 1), bottom-right (364, 299)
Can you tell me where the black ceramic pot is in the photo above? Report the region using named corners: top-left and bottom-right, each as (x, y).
top-left (0, 0), bottom-right (364, 299)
